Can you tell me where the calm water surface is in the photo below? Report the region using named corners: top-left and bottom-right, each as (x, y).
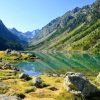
top-left (16, 52), bottom-right (100, 76)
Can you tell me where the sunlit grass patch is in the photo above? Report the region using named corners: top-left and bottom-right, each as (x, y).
top-left (55, 90), bottom-right (74, 100)
top-left (0, 51), bottom-right (6, 58)
top-left (0, 86), bottom-right (9, 94)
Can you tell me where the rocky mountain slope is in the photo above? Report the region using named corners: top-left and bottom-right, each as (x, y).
top-left (0, 20), bottom-right (24, 50)
top-left (29, 0), bottom-right (100, 53)
top-left (9, 28), bottom-right (40, 42)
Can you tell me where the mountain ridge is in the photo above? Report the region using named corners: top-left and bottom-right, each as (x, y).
top-left (29, 0), bottom-right (100, 53)
top-left (0, 20), bottom-right (23, 50)
top-left (9, 28), bottom-right (40, 42)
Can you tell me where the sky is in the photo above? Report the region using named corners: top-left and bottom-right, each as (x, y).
top-left (0, 0), bottom-right (95, 32)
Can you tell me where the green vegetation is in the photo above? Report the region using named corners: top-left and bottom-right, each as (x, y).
top-left (0, 69), bottom-right (99, 100)
top-left (0, 51), bottom-right (36, 64)
top-left (0, 52), bottom-right (100, 100)
top-left (0, 20), bottom-right (24, 50)
top-left (29, 0), bottom-right (100, 53)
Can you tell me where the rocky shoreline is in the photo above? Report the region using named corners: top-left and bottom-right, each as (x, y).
top-left (0, 68), bottom-right (100, 100)
top-left (0, 50), bottom-right (100, 100)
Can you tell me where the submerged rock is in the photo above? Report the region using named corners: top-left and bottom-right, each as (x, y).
top-left (0, 95), bottom-right (21, 100)
top-left (64, 72), bottom-right (98, 97)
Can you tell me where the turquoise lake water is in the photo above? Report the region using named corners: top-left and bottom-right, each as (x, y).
top-left (16, 52), bottom-right (100, 76)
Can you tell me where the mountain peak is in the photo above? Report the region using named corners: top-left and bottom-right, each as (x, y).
top-left (0, 19), bottom-right (2, 22)
top-left (12, 27), bottom-right (17, 30)
top-left (29, 0), bottom-right (100, 53)
top-left (0, 20), bottom-right (23, 50)
top-left (0, 19), bottom-right (5, 26)
top-left (72, 7), bottom-right (80, 13)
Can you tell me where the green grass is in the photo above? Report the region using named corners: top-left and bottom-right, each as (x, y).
top-left (29, 19), bottom-right (100, 54)
top-left (70, 28), bottom-right (100, 51)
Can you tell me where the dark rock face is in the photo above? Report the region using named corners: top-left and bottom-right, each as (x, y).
top-left (12, 67), bottom-right (20, 71)
top-left (0, 95), bottom-right (22, 100)
top-left (19, 73), bottom-right (31, 81)
top-left (85, 92), bottom-right (100, 100)
top-left (64, 72), bottom-right (98, 97)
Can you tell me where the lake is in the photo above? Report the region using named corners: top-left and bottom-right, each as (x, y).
top-left (16, 52), bottom-right (100, 76)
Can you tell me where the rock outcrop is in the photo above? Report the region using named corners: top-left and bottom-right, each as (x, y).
top-left (19, 73), bottom-right (31, 81)
top-left (64, 72), bottom-right (98, 97)
top-left (5, 49), bottom-right (12, 54)
top-left (0, 95), bottom-right (21, 100)
top-left (0, 62), bottom-right (13, 69)
top-left (32, 77), bottom-right (45, 88)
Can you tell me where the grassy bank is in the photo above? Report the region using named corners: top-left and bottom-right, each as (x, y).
top-left (0, 69), bottom-right (100, 100)
top-left (0, 51), bottom-right (100, 100)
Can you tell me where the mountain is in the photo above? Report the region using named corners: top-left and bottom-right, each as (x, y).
top-left (9, 28), bottom-right (40, 41)
top-left (29, 0), bottom-right (100, 53)
top-left (0, 20), bottom-right (23, 50)
top-left (9, 28), bottom-right (27, 41)
top-left (24, 29), bottom-right (40, 40)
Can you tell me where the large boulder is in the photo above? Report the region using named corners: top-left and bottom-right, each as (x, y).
top-left (0, 95), bottom-right (21, 100)
top-left (64, 72), bottom-right (98, 97)
top-left (96, 72), bottom-right (100, 83)
top-left (27, 53), bottom-right (36, 58)
top-left (19, 73), bottom-right (31, 81)
top-left (10, 51), bottom-right (21, 56)
top-left (27, 53), bottom-right (37, 60)
top-left (32, 77), bottom-right (45, 88)
top-left (5, 49), bottom-right (12, 55)
top-left (47, 73), bottom-right (59, 77)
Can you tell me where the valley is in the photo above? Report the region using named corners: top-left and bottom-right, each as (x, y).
top-left (0, 0), bottom-right (100, 100)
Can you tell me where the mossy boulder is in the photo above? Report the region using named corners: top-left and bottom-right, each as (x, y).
top-left (64, 72), bottom-right (98, 97)
top-left (19, 73), bottom-right (31, 81)
top-left (32, 77), bottom-right (46, 88)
